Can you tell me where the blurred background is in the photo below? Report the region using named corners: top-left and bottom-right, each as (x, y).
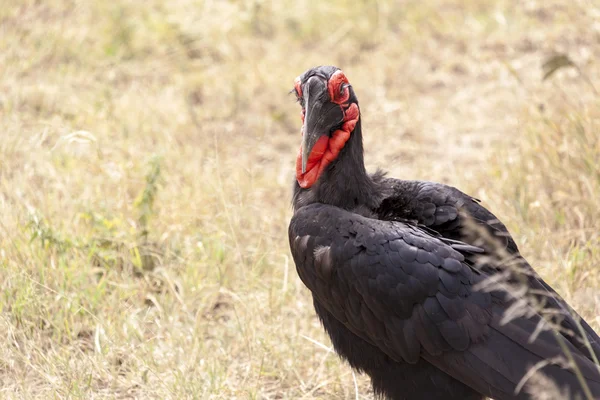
top-left (1, 0), bottom-right (599, 398)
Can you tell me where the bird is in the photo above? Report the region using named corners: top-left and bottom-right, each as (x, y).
top-left (288, 65), bottom-right (600, 400)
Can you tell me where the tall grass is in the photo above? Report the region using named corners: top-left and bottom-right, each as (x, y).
top-left (484, 95), bottom-right (600, 316)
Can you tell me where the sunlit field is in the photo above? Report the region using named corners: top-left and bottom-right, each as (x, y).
top-left (1, 0), bottom-right (599, 398)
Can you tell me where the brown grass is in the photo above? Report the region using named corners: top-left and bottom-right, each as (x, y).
top-left (0, 0), bottom-right (599, 398)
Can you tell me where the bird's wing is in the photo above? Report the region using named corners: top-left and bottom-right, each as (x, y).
top-left (289, 203), bottom-right (600, 399)
top-left (378, 179), bottom-right (518, 252)
top-left (380, 179), bottom-right (600, 364)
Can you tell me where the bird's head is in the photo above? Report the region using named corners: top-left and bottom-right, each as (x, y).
top-left (292, 66), bottom-right (360, 189)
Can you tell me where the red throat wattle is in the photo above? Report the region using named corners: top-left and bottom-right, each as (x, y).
top-left (295, 101), bottom-right (359, 189)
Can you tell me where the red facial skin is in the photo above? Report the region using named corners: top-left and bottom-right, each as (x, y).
top-left (327, 70), bottom-right (350, 105)
top-left (295, 70), bottom-right (359, 189)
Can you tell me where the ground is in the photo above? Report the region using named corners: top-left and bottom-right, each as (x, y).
top-left (1, 0), bottom-right (599, 398)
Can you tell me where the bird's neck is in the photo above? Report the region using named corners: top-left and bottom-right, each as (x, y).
top-left (293, 120), bottom-right (381, 212)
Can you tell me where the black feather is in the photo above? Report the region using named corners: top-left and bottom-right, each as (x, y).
top-left (289, 65), bottom-right (600, 400)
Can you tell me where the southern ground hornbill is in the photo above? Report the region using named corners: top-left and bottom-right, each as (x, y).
top-left (288, 66), bottom-right (600, 400)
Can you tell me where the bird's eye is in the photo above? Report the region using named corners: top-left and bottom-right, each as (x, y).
top-left (327, 70), bottom-right (350, 104)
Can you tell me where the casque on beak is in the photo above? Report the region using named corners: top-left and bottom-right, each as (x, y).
top-left (301, 76), bottom-right (345, 173)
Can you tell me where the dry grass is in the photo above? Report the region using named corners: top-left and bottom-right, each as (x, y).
top-left (0, 0), bottom-right (599, 398)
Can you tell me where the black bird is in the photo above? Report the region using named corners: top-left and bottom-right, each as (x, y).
top-left (288, 65), bottom-right (600, 400)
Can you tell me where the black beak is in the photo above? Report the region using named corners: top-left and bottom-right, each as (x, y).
top-left (301, 76), bottom-right (345, 173)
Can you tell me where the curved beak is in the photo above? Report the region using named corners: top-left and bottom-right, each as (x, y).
top-left (301, 77), bottom-right (345, 173)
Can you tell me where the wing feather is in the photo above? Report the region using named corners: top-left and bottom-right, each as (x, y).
top-left (289, 202), bottom-right (600, 398)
